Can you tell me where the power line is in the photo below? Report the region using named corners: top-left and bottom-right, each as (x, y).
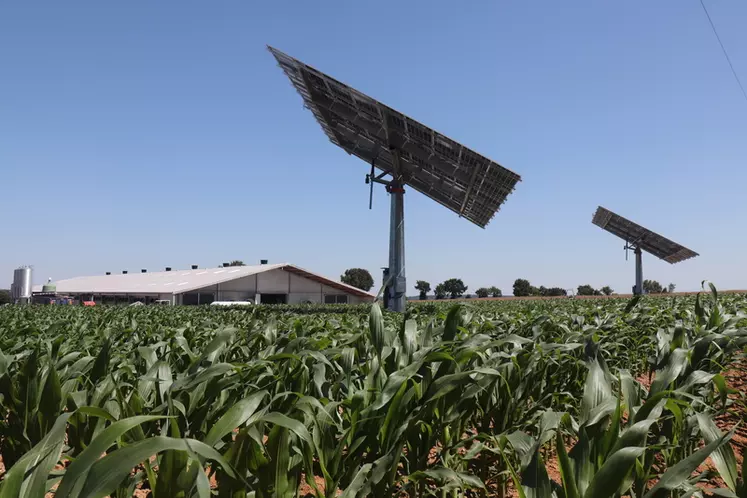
top-left (698, 0), bottom-right (747, 103)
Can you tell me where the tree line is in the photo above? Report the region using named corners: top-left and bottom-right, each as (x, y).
top-left (412, 277), bottom-right (677, 299)
top-left (512, 279), bottom-right (567, 297)
top-left (575, 280), bottom-right (675, 296)
top-left (414, 279), bottom-right (482, 300)
top-left (333, 267), bottom-right (678, 299)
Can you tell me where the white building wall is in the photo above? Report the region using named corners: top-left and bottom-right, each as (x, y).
top-left (212, 275), bottom-right (256, 302)
top-left (183, 268), bottom-right (372, 304)
top-left (287, 272), bottom-right (370, 304)
top-left (215, 276), bottom-right (256, 292)
top-left (289, 273), bottom-right (319, 292)
top-left (257, 270), bottom-right (291, 293)
top-left (348, 295), bottom-right (371, 305)
top-left (287, 273), bottom-right (323, 304)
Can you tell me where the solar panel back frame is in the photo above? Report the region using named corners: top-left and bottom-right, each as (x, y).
top-left (269, 46), bottom-right (521, 228)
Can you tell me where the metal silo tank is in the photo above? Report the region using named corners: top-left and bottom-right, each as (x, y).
top-left (11, 266), bottom-right (33, 303)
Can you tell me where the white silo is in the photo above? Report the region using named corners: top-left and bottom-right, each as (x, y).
top-left (10, 266), bottom-right (33, 304)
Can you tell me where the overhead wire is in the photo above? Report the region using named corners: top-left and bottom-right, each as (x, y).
top-left (698, 0), bottom-right (747, 104)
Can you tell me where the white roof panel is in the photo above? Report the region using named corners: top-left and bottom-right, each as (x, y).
top-left (43, 264), bottom-right (283, 295)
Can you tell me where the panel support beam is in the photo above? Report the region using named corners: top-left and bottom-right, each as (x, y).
top-left (386, 149), bottom-right (406, 312)
top-left (459, 159), bottom-right (482, 215)
top-left (634, 246), bottom-right (643, 295)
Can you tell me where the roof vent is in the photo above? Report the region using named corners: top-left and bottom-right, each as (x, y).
top-left (122, 270), bottom-right (128, 275)
top-left (260, 259), bottom-right (268, 265)
top-left (191, 265), bottom-right (198, 270)
top-left (141, 269), bottom-right (147, 273)
top-left (105, 272), bottom-right (111, 276)
top-left (165, 267), bottom-right (172, 272)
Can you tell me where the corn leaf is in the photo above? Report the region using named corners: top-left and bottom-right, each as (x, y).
top-left (644, 426), bottom-right (736, 498)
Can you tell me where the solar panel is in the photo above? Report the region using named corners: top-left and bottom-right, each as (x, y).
top-left (269, 46), bottom-right (521, 228)
top-left (592, 207), bottom-right (698, 264)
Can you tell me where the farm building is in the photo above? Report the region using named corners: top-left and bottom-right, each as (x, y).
top-left (31, 262), bottom-right (374, 305)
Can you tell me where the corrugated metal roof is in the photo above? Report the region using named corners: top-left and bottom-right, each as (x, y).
top-left (38, 263), bottom-right (375, 298)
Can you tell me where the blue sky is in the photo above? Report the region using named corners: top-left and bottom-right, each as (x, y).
top-left (2, 1), bottom-right (746, 295)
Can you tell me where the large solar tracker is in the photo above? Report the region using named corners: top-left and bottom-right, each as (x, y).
top-left (268, 46), bottom-right (521, 228)
top-left (592, 207), bottom-right (698, 264)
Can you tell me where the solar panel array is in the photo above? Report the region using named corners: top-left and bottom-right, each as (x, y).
top-left (592, 206), bottom-right (698, 264)
top-left (269, 46), bottom-right (521, 229)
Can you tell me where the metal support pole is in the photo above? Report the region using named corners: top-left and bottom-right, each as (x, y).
top-left (634, 247), bottom-right (643, 295)
top-left (387, 177), bottom-right (406, 312)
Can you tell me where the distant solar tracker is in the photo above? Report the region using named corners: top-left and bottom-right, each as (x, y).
top-left (268, 46), bottom-right (521, 229)
top-left (592, 206), bottom-right (698, 294)
top-left (269, 46), bottom-right (521, 311)
top-left (592, 207), bottom-right (698, 263)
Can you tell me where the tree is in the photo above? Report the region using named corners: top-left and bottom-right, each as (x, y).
top-left (600, 286), bottom-right (613, 296)
top-left (529, 286), bottom-right (541, 296)
top-left (442, 278), bottom-right (467, 299)
top-left (0, 289), bottom-right (10, 305)
top-left (668, 283), bottom-right (676, 293)
top-left (228, 260), bottom-right (245, 267)
top-left (545, 287), bottom-right (567, 296)
top-left (340, 268), bottom-right (374, 292)
top-left (577, 284), bottom-right (597, 296)
top-left (475, 287), bottom-right (489, 298)
top-left (415, 280), bottom-right (431, 300)
top-left (434, 283), bottom-right (446, 300)
top-left (642, 280), bottom-right (663, 294)
top-left (489, 286), bottom-right (502, 297)
top-left (513, 279), bottom-right (532, 297)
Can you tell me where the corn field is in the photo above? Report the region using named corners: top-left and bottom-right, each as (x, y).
top-left (1, 286), bottom-right (746, 498)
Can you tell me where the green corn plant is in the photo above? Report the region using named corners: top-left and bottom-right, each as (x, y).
top-left (0, 346), bottom-right (67, 468)
top-left (1, 288), bottom-right (745, 498)
top-left (693, 414), bottom-right (746, 498)
top-left (0, 409), bottom-right (238, 498)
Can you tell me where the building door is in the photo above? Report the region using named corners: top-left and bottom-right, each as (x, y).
top-left (182, 293), bottom-right (199, 305)
top-left (260, 294), bottom-right (287, 304)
